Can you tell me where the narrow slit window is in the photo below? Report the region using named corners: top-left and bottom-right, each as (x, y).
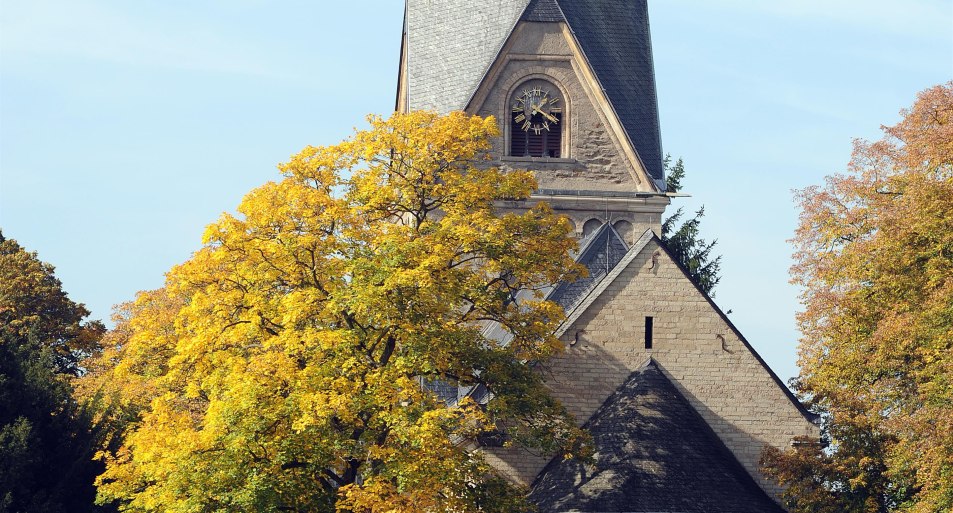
top-left (645, 316), bottom-right (653, 349)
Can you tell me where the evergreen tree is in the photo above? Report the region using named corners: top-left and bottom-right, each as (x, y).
top-left (0, 232), bottom-right (110, 512)
top-left (660, 156), bottom-right (722, 295)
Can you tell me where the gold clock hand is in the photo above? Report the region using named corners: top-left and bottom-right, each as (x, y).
top-left (532, 105), bottom-right (558, 124)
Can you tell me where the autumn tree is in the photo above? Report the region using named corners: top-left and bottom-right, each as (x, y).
top-left (85, 112), bottom-right (589, 512)
top-left (0, 233), bottom-right (108, 512)
top-left (0, 233), bottom-right (104, 375)
top-left (762, 82), bottom-right (953, 513)
top-left (661, 156), bottom-right (722, 295)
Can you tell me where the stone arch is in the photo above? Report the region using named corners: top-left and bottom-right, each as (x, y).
top-left (500, 71), bottom-right (572, 159)
top-left (582, 218), bottom-right (603, 238)
top-left (612, 220), bottom-right (633, 245)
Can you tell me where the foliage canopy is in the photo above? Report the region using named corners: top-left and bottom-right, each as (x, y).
top-left (84, 112), bottom-right (589, 512)
top-left (0, 233), bottom-right (107, 512)
top-left (0, 233), bottom-right (104, 375)
top-left (762, 82), bottom-right (953, 513)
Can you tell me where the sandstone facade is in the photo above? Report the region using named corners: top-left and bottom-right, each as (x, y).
top-left (398, 1), bottom-right (817, 508)
top-left (483, 232), bottom-right (818, 498)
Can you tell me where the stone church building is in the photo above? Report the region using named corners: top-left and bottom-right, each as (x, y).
top-left (396, 1), bottom-right (818, 511)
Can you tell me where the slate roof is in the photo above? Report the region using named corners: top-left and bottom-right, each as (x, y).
top-left (521, 0), bottom-right (564, 22)
top-left (558, 0), bottom-right (664, 187)
top-left (549, 223), bottom-right (629, 312)
top-left (402, 0), bottom-right (528, 113)
top-left (400, 0), bottom-right (665, 187)
top-left (478, 222), bottom-right (629, 351)
top-left (529, 360), bottom-right (788, 513)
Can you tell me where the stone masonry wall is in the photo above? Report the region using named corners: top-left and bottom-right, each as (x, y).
top-left (471, 22), bottom-right (647, 193)
top-left (471, 20), bottom-right (666, 262)
top-left (485, 239), bottom-right (819, 498)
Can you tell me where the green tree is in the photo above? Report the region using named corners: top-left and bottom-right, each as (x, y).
top-left (0, 233), bottom-right (109, 512)
top-left (84, 112), bottom-right (589, 512)
top-left (0, 233), bottom-right (104, 376)
top-left (661, 156), bottom-right (722, 295)
top-left (761, 82), bottom-right (953, 513)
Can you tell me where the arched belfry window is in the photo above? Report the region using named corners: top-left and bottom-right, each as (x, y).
top-left (509, 80), bottom-right (563, 158)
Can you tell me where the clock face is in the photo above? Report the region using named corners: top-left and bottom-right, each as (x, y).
top-left (512, 86), bottom-right (562, 134)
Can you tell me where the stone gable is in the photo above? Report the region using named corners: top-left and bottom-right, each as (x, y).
top-left (485, 235), bottom-right (818, 498)
top-left (468, 19), bottom-right (669, 242)
top-left (399, 3), bottom-right (814, 507)
top-left (468, 21), bottom-right (651, 193)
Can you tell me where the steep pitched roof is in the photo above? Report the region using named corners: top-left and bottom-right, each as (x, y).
top-left (401, 0), bottom-right (528, 113)
top-left (555, 230), bottom-right (818, 424)
top-left (558, 0), bottom-right (664, 186)
top-left (529, 360), bottom-right (788, 513)
top-left (400, 0), bottom-right (665, 186)
top-left (456, 223), bottom-right (638, 407)
top-left (481, 222), bottom-right (635, 347)
top-left (521, 0), bottom-right (564, 22)
top-left (549, 223), bottom-right (630, 312)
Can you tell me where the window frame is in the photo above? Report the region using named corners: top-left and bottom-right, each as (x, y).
top-left (505, 77), bottom-right (569, 159)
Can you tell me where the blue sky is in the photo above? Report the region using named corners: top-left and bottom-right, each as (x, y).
top-left (1, 1), bottom-right (951, 382)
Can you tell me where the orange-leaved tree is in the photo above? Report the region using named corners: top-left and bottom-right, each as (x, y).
top-left (81, 111), bottom-right (589, 512)
top-left (762, 83), bottom-right (953, 513)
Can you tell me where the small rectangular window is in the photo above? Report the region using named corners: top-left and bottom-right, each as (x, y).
top-left (645, 316), bottom-right (653, 349)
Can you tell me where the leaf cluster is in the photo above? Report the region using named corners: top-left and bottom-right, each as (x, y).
top-left (83, 112), bottom-right (589, 512)
top-left (765, 82), bottom-right (953, 513)
top-left (0, 234), bottom-right (111, 512)
top-left (0, 233), bottom-right (104, 375)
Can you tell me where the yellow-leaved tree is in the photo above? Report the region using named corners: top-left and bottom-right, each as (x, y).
top-left (762, 83), bottom-right (953, 512)
top-left (81, 111), bottom-right (589, 512)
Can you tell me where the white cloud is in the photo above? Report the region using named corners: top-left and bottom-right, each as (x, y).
top-left (0, 0), bottom-right (279, 76)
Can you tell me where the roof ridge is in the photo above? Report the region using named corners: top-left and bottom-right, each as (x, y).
top-left (521, 0), bottom-right (565, 22)
top-left (529, 359), bottom-right (788, 512)
top-left (557, 0), bottom-right (664, 186)
top-left (555, 228), bottom-right (655, 338)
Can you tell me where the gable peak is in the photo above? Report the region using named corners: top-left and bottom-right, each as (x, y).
top-left (521, 0), bottom-right (564, 22)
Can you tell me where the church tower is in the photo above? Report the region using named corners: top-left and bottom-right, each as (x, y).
top-left (397, 0), bottom-right (669, 244)
top-left (397, 2), bottom-right (818, 511)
